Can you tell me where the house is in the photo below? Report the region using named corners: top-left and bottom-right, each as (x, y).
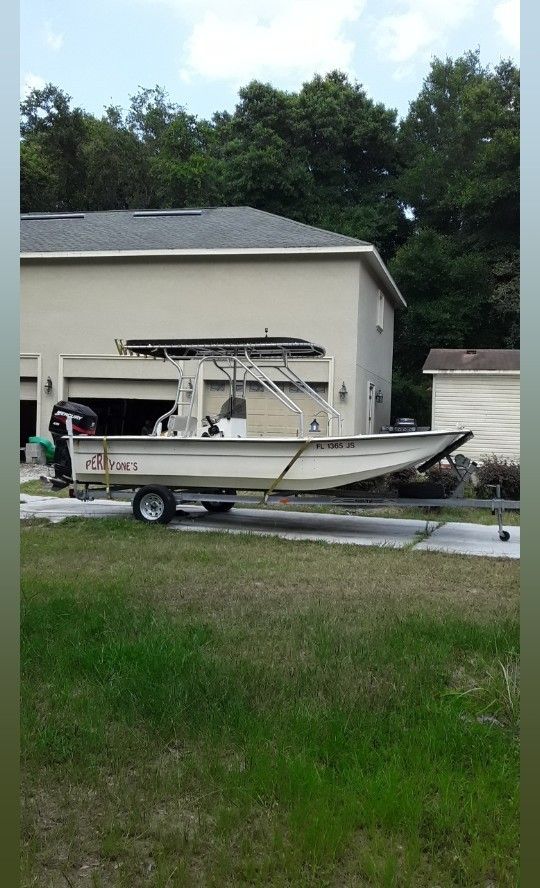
top-left (20, 207), bottom-right (406, 443)
top-left (423, 349), bottom-right (520, 461)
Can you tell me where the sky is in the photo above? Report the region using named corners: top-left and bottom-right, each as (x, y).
top-left (20, 0), bottom-right (519, 121)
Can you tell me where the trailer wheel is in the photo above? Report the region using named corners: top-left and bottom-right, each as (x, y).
top-left (201, 489), bottom-right (236, 513)
top-left (133, 485), bottom-right (177, 524)
top-left (499, 530), bottom-right (511, 542)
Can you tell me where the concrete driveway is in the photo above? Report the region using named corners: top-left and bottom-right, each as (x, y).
top-left (20, 493), bottom-right (519, 558)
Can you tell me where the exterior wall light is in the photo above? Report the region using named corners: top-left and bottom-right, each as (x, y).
top-left (375, 389), bottom-right (384, 404)
top-left (44, 376), bottom-right (53, 394)
top-left (339, 382), bottom-right (348, 401)
top-left (309, 418), bottom-right (320, 433)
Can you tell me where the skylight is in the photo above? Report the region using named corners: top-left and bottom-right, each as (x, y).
top-left (23, 213), bottom-right (85, 221)
top-left (133, 210), bottom-right (202, 218)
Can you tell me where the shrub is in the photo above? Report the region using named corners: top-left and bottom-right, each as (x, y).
top-left (425, 464), bottom-right (460, 497)
top-left (476, 456), bottom-right (520, 499)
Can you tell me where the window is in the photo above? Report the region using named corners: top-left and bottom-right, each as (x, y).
top-left (376, 290), bottom-right (384, 333)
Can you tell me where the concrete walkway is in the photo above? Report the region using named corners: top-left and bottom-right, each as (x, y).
top-left (415, 521), bottom-right (520, 558)
top-left (20, 493), bottom-right (519, 558)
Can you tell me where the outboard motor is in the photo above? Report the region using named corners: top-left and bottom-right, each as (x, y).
top-left (49, 400), bottom-right (98, 483)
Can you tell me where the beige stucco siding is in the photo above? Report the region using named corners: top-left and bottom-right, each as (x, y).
top-left (21, 255), bottom-right (357, 435)
top-left (21, 253), bottom-right (396, 437)
top-left (431, 372), bottom-right (520, 460)
top-left (354, 263), bottom-right (395, 431)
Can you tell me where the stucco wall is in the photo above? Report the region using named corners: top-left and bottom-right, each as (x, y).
top-left (354, 262), bottom-right (395, 432)
top-left (21, 253), bottom-right (396, 437)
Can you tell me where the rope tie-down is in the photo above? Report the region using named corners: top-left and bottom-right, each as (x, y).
top-left (260, 437), bottom-right (313, 504)
top-left (103, 436), bottom-right (110, 497)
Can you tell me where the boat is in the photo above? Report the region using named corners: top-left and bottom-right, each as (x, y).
top-left (51, 336), bottom-right (473, 497)
top-left (68, 430), bottom-right (471, 492)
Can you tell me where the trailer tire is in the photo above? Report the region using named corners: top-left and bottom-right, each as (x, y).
top-left (201, 489), bottom-right (236, 513)
top-left (133, 485), bottom-right (177, 524)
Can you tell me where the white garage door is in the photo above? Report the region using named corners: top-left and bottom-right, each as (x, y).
top-left (20, 377), bottom-right (37, 399)
top-left (204, 380), bottom-right (330, 437)
top-left (66, 378), bottom-right (177, 400)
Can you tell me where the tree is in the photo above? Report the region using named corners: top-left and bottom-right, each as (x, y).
top-left (397, 51), bottom-right (519, 245)
top-left (125, 86), bottom-right (221, 207)
top-left (390, 52), bottom-right (519, 420)
top-left (216, 81), bottom-right (313, 217)
top-left (20, 84), bottom-right (88, 210)
top-left (214, 73), bottom-right (406, 257)
top-left (20, 139), bottom-right (59, 212)
top-left (297, 72), bottom-right (406, 256)
top-left (82, 113), bottom-right (149, 210)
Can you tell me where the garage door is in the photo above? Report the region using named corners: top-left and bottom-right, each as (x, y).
top-left (20, 377), bottom-right (37, 399)
top-left (66, 378), bottom-right (177, 401)
top-left (204, 380), bottom-right (329, 437)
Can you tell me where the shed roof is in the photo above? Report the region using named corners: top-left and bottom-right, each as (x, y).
top-left (423, 349), bottom-right (520, 373)
top-left (20, 207), bottom-right (367, 253)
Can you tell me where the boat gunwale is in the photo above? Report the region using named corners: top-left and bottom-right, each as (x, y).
top-left (68, 429), bottom-right (472, 444)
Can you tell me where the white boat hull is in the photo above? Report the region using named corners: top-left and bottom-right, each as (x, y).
top-left (69, 430), bottom-right (471, 493)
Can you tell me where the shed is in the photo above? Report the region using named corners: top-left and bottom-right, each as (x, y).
top-left (423, 349), bottom-right (520, 461)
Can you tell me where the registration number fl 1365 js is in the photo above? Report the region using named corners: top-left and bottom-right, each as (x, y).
top-left (315, 441), bottom-right (356, 450)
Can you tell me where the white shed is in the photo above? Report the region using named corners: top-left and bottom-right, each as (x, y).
top-left (423, 349), bottom-right (520, 462)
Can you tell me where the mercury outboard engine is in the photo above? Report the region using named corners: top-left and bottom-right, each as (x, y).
top-left (49, 400), bottom-right (98, 484)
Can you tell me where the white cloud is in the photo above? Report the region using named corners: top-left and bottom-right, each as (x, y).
top-left (21, 72), bottom-right (46, 98)
top-left (494, 0), bottom-right (519, 49)
top-left (141, 0), bottom-right (366, 85)
top-left (44, 22), bottom-right (64, 52)
top-left (374, 0), bottom-right (477, 65)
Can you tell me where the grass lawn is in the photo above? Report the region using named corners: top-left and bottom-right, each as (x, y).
top-left (21, 518), bottom-right (519, 887)
top-left (20, 479), bottom-right (69, 498)
top-left (259, 501), bottom-right (520, 525)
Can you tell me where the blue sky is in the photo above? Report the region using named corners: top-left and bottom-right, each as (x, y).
top-left (20, 0), bottom-right (519, 121)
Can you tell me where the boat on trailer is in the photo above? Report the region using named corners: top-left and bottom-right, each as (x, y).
top-left (48, 336), bottom-right (473, 521)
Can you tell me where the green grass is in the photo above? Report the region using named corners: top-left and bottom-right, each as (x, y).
top-left (258, 501), bottom-right (520, 525)
top-left (20, 479), bottom-right (69, 498)
top-left (21, 518), bottom-right (519, 887)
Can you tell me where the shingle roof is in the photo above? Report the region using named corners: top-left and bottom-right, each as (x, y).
top-left (423, 349), bottom-right (520, 372)
top-left (20, 207), bottom-right (368, 253)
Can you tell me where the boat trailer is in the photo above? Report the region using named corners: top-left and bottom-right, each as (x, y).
top-left (52, 448), bottom-right (518, 542)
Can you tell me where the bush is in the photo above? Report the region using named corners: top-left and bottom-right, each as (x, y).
top-left (339, 467), bottom-right (418, 496)
top-left (425, 464), bottom-right (460, 497)
top-left (476, 456), bottom-right (520, 499)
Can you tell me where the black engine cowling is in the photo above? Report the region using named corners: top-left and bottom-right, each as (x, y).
top-left (49, 400), bottom-right (98, 482)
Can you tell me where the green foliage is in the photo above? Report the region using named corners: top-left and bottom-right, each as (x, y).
top-left (20, 54), bottom-right (519, 413)
top-left (20, 84), bottom-right (88, 210)
top-left (476, 456), bottom-right (520, 499)
top-left (390, 51), bottom-right (519, 389)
